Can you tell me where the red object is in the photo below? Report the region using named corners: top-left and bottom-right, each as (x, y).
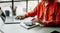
top-left (25, 1), bottom-right (60, 27)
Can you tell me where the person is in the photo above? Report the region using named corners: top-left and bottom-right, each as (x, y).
top-left (16, 0), bottom-right (60, 27)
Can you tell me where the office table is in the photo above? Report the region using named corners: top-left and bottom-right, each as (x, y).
top-left (1, 24), bottom-right (60, 33)
top-left (0, 17), bottom-right (60, 33)
top-left (0, 17), bottom-right (4, 29)
top-left (0, 17), bottom-right (4, 33)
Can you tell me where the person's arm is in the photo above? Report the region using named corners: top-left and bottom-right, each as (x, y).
top-left (25, 2), bottom-right (41, 17)
top-left (16, 2), bottom-right (41, 19)
top-left (16, 4), bottom-right (39, 19)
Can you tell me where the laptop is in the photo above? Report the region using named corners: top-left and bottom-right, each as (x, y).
top-left (1, 11), bottom-right (21, 24)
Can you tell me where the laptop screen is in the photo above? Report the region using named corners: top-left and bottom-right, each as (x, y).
top-left (1, 12), bottom-right (6, 22)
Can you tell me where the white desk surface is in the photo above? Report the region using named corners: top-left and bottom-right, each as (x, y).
top-left (1, 24), bottom-right (60, 33)
top-left (0, 17), bottom-right (4, 29)
top-left (0, 17), bottom-right (60, 33)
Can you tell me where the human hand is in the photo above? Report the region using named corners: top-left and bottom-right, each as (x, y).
top-left (16, 15), bottom-right (26, 19)
top-left (31, 18), bottom-right (40, 25)
top-left (31, 18), bottom-right (44, 25)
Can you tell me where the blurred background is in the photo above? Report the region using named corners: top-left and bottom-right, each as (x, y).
top-left (0, 0), bottom-right (39, 16)
top-left (0, 0), bottom-right (60, 16)
top-left (0, 0), bottom-right (60, 33)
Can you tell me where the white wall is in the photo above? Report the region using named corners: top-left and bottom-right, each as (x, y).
top-left (28, 1), bottom-right (38, 12)
top-left (14, 1), bottom-right (26, 16)
top-left (0, 0), bottom-right (11, 1)
top-left (0, 3), bottom-right (12, 7)
top-left (14, 1), bottom-right (38, 16)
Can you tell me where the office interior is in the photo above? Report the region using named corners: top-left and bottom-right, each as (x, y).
top-left (0, 0), bottom-right (60, 33)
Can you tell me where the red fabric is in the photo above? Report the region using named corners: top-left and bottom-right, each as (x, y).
top-left (25, 1), bottom-right (60, 27)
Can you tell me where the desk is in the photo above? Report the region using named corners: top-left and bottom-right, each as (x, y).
top-left (1, 24), bottom-right (60, 33)
top-left (0, 17), bottom-right (60, 33)
top-left (0, 17), bottom-right (4, 29)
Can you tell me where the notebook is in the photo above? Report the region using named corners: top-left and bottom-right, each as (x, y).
top-left (20, 21), bottom-right (39, 29)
